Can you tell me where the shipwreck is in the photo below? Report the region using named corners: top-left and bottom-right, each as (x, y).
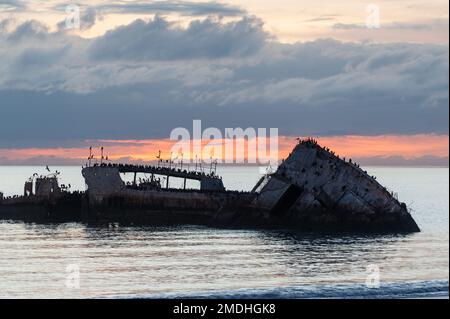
top-left (0, 139), bottom-right (420, 233)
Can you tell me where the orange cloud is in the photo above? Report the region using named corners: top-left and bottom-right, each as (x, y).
top-left (0, 134), bottom-right (448, 164)
top-left (307, 134), bottom-right (449, 159)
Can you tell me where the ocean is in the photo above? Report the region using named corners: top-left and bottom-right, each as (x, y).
top-left (0, 166), bottom-right (448, 298)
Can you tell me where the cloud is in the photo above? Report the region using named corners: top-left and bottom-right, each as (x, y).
top-left (57, 8), bottom-right (99, 32)
top-left (88, 15), bottom-right (268, 60)
top-left (0, 17), bottom-right (14, 32)
top-left (50, 0), bottom-right (245, 20)
top-left (0, 0), bottom-right (25, 12)
top-left (81, 8), bottom-right (98, 29)
top-left (0, 134), bottom-right (448, 166)
top-left (0, 155), bottom-right (83, 166)
top-left (92, 0), bottom-right (246, 17)
top-left (333, 18), bottom-right (449, 31)
top-left (354, 155), bottom-right (449, 167)
top-left (303, 15), bottom-right (340, 23)
top-left (6, 19), bottom-right (49, 41)
top-left (0, 17), bottom-right (448, 149)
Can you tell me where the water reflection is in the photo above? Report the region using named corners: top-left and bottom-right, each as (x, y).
top-left (0, 222), bottom-right (447, 298)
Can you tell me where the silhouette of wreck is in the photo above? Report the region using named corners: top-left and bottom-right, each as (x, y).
top-left (0, 140), bottom-right (420, 233)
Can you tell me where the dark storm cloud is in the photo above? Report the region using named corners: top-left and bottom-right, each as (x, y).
top-left (89, 16), bottom-right (268, 60)
top-left (0, 17), bottom-right (448, 148)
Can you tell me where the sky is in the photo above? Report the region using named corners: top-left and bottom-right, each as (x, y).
top-left (0, 0), bottom-right (448, 165)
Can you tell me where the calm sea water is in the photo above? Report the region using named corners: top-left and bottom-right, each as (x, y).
top-left (0, 166), bottom-right (448, 298)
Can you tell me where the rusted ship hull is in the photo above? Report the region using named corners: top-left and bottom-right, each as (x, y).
top-left (0, 140), bottom-right (421, 233)
top-left (0, 196), bottom-right (419, 233)
top-left (0, 188), bottom-right (258, 227)
top-left (0, 193), bottom-right (83, 223)
top-left (82, 190), bottom-right (256, 226)
top-left (0, 191), bottom-right (419, 233)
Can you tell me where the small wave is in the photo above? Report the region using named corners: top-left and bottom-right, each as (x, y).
top-left (133, 280), bottom-right (448, 299)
